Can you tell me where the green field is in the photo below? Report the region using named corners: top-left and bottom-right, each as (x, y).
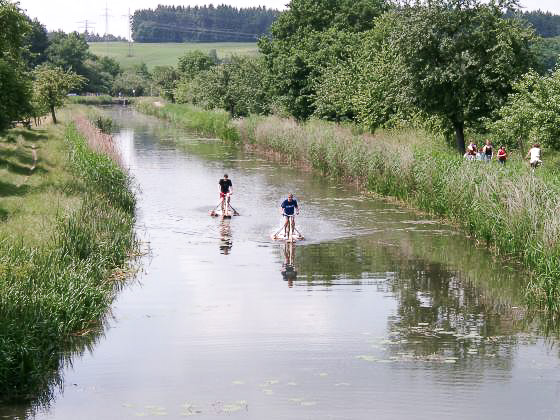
top-left (89, 42), bottom-right (258, 69)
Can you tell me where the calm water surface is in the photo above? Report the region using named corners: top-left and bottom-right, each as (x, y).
top-left (7, 108), bottom-right (560, 419)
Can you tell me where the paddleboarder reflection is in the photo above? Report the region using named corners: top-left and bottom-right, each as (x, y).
top-left (281, 241), bottom-right (297, 286)
top-left (219, 219), bottom-right (232, 255)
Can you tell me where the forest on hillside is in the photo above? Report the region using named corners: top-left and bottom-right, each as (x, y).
top-left (131, 5), bottom-right (280, 42)
top-left (510, 9), bottom-right (560, 37)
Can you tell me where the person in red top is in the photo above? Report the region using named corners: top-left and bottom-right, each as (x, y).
top-left (497, 146), bottom-right (507, 164)
top-left (218, 174), bottom-right (233, 217)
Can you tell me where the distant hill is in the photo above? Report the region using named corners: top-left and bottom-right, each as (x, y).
top-left (507, 9), bottom-right (560, 38)
top-left (132, 5), bottom-right (280, 43)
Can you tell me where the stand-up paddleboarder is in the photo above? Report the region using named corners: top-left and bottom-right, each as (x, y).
top-left (280, 193), bottom-right (299, 241)
top-left (219, 174), bottom-right (233, 217)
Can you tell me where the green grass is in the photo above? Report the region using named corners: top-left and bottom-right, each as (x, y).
top-left (0, 124), bottom-right (79, 246)
top-left (89, 42), bottom-right (258, 69)
top-left (66, 95), bottom-right (116, 105)
top-left (135, 98), bottom-right (239, 142)
top-left (0, 116), bottom-right (136, 402)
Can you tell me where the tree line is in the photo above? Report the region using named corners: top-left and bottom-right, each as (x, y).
top-left (144, 0), bottom-right (560, 154)
top-left (508, 9), bottom-right (560, 38)
top-left (131, 5), bottom-right (280, 42)
top-left (0, 0), bottom-right (137, 129)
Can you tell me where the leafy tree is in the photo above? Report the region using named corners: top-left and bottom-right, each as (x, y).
top-left (177, 50), bottom-right (217, 80)
top-left (152, 66), bottom-right (180, 101)
top-left (176, 56), bottom-right (271, 117)
top-left (46, 31), bottom-right (89, 74)
top-left (81, 56), bottom-right (122, 93)
top-left (378, 0), bottom-right (536, 153)
top-left (111, 70), bottom-right (150, 97)
top-left (0, 0), bottom-right (32, 130)
top-left (33, 64), bottom-right (85, 124)
top-left (490, 68), bottom-right (560, 150)
top-left (259, 0), bottom-right (388, 119)
top-left (22, 18), bottom-right (49, 69)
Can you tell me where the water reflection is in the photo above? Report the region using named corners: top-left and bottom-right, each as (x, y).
top-left (218, 219), bottom-right (232, 255)
top-left (281, 241), bottom-right (298, 286)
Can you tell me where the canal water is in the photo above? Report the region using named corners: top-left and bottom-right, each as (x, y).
top-left (8, 108), bottom-right (560, 418)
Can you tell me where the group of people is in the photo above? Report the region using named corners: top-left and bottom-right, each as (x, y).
top-left (217, 174), bottom-right (300, 239)
top-left (464, 140), bottom-right (542, 169)
top-left (465, 140), bottom-right (508, 163)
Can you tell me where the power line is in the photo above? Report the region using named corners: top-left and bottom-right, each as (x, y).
top-left (139, 21), bottom-right (260, 40)
top-left (77, 20), bottom-right (96, 34)
top-left (121, 8), bottom-right (133, 57)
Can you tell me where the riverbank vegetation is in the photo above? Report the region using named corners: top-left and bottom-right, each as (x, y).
top-left (135, 98), bottom-right (239, 141)
top-left (0, 115), bottom-right (136, 401)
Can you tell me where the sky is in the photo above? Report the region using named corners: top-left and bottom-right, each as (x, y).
top-left (16, 0), bottom-right (560, 40)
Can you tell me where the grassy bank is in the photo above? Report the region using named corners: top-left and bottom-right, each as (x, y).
top-left (135, 98), bottom-right (239, 141)
top-left (89, 42), bottom-right (258, 70)
top-left (0, 116), bottom-right (136, 401)
top-left (67, 95), bottom-right (114, 106)
top-left (135, 100), bottom-right (560, 313)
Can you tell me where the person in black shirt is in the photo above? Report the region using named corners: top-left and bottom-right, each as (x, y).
top-left (218, 174), bottom-right (233, 217)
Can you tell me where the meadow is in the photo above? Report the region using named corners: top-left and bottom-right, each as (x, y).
top-left (0, 111), bottom-right (136, 401)
top-left (89, 42), bottom-right (258, 69)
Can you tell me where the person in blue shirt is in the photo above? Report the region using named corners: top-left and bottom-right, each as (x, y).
top-left (280, 193), bottom-right (299, 239)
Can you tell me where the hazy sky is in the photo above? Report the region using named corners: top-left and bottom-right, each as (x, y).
top-left (16, 0), bottom-right (560, 39)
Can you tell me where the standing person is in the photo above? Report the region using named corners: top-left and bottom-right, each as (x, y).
top-left (483, 140), bottom-right (493, 162)
top-left (218, 174), bottom-right (233, 217)
top-left (526, 143), bottom-right (542, 172)
top-left (497, 146), bottom-right (507, 164)
top-left (466, 141), bottom-right (477, 161)
top-left (280, 193), bottom-right (299, 240)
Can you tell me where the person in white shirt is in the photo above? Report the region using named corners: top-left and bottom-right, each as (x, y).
top-left (526, 143), bottom-right (542, 171)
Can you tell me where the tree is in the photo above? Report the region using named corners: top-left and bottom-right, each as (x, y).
top-left (22, 18), bottom-right (49, 69)
top-left (259, 0), bottom-right (388, 119)
top-left (111, 70), bottom-right (149, 97)
top-left (176, 56), bottom-right (271, 117)
top-left (379, 0), bottom-right (536, 153)
top-left (177, 50), bottom-right (217, 80)
top-left (152, 66), bottom-right (180, 101)
top-left (46, 31), bottom-right (89, 75)
top-left (490, 68), bottom-right (560, 150)
top-left (0, 0), bottom-right (32, 130)
top-left (33, 64), bottom-right (85, 124)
